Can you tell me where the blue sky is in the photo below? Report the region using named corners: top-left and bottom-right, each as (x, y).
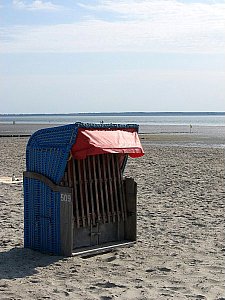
top-left (0, 0), bottom-right (225, 113)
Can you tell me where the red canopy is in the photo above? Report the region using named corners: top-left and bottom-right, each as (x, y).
top-left (71, 128), bottom-right (144, 160)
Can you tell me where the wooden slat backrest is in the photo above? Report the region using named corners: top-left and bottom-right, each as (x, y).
top-left (62, 153), bottom-right (126, 228)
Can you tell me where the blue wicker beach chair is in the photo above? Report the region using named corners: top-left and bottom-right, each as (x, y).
top-left (23, 122), bottom-right (144, 256)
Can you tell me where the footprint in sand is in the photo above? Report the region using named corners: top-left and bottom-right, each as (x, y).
top-left (95, 281), bottom-right (126, 289)
top-left (158, 267), bottom-right (172, 272)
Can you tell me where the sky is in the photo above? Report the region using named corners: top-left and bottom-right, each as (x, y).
top-left (0, 0), bottom-right (225, 114)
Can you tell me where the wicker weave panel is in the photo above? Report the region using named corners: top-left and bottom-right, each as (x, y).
top-left (26, 124), bottom-right (79, 183)
top-left (24, 177), bottom-right (61, 255)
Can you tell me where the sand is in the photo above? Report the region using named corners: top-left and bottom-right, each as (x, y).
top-left (0, 130), bottom-right (224, 299)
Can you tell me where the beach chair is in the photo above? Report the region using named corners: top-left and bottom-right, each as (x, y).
top-left (23, 123), bottom-right (144, 256)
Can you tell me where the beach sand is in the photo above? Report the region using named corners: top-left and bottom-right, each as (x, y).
top-left (0, 130), bottom-right (224, 299)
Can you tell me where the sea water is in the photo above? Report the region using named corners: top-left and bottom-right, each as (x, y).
top-left (0, 113), bottom-right (224, 126)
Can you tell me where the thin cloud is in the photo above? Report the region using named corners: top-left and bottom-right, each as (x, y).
top-left (12, 0), bottom-right (62, 11)
top-left (78, 0), bottom-right (225, 20)
top-left (1, 0), bottom-right (225, 53)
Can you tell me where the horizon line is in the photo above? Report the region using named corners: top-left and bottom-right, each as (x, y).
top-left (0, 111), bottom-right (225, 116)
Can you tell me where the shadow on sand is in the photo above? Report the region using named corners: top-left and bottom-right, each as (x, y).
top-left (0, 247), bottom-right (61, 280)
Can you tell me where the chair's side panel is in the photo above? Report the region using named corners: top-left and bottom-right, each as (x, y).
top-left (60, 192), bottom-right (73, 256)
top-left (124, 177), bottom-right (137, 241)
top-left (26, 146), bottom-right (70, 184)
top-left (24, 176), bottom-right (37, 250)
top-left (24, 176), bottom-right (61, 255)
top-left (51, 191), bottom-right (61, 255)
top-left (26, 124), bottom-right (79, 184)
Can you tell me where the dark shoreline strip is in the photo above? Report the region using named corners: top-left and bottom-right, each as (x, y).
top-left (0, 134), bottom-right (31, 137)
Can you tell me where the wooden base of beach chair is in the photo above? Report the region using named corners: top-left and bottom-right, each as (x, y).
top-left (72, 241), bottom-right (135, 257)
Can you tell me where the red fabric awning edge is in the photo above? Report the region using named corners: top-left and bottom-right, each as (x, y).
top-left (71, 128), bottom-right (144, 160)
